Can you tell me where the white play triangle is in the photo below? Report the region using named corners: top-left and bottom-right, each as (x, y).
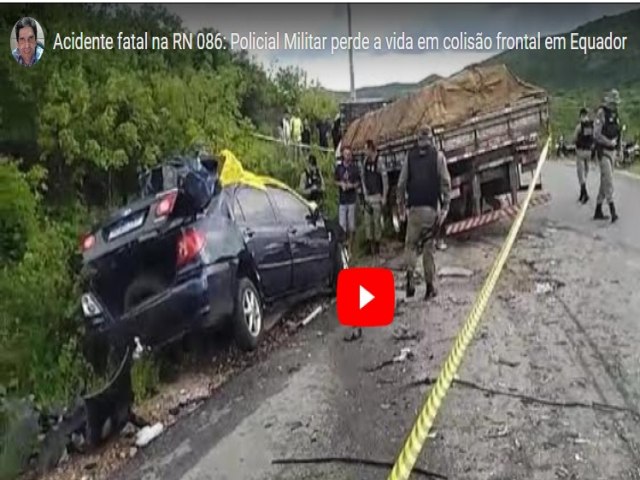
top-left (359, 285), bottom-right (374, 309)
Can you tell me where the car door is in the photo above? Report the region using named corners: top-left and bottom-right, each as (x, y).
top-left (234, 187), bottom-right (293, 299)
top-left (267, 187), bottom-right (332, 291)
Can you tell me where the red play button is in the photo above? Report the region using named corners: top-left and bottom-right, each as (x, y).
top-left (337, 268), bottom-right (395, 327)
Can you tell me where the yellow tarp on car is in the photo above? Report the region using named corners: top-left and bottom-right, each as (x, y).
top-left (218, 149), bottom-right (313, 207)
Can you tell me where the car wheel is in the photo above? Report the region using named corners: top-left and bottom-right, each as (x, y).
top-left (233, 277), bottom-right (263, 351)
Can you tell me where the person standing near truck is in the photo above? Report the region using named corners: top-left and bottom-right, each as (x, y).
top-left (573, 107), bottom-right (594, 204)
top-left (335, 145), bottom-right (360, 256)
top-left (397, 127), bottom-right (451, 301)
top-left (360, 139), bottom-right (388, 255)
top-left (593, 89), bottom-right (621, 222)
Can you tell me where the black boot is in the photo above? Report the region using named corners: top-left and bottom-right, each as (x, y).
top-left (374, 241), bottom-right (380, 255)
top-left (580, 185), bottom-right (589, 204)
top-left (609, 202), bottom-right (618, 223)
top-left (424, 283), bottom-right (438, 301)
top-left (593, 203), bottom-right (608, 220)
top-left (405, 272), bottom-right (415, 298)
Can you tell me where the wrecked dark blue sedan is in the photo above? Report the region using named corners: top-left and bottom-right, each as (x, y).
top-left (79, 158), bottom-right (347, 370)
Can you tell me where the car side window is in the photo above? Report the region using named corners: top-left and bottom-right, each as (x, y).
top-left (235, 187), bottom-right (278, 225)
top-left (268, 187), bottom-right (310, 224)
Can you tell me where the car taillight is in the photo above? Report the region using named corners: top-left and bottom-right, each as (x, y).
top-left (156, 191), bottom-right (178, 217)
top-left (81, 233), bottom-right (95, 252)
top-left (176, 228), bottom-right (206, 268)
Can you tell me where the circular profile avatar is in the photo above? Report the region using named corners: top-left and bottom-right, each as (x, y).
top-left (10, 17), bottom-right (45, 67)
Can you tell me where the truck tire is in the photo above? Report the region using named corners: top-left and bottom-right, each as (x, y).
top-left (233, 277), bottom-right (263, 351)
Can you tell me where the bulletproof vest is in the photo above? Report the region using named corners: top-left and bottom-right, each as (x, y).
top-left (576, 120), bottom-right (594, 149)
top-left (407, 145), bottom-right (439, 208)
top-left (305, 168), bottom-right (322, 190)
top-left (600, 106), bottom-right (621, 143)
top-left (363, 157), bottom-right (383, 195)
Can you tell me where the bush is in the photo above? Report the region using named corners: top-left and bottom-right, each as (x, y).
top-left (0, 162), bottom-right (90, 407)
top-left (0, 161), bottom-right (38, 266)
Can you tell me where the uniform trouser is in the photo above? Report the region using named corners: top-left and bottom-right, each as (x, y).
top-left (404, 206), bottom-right (438, 286)
top-left (576, 149), bottom-right (590, 186)
top-left (364, 196), bottom-right (383, 241)
top-left (597, 150), bottom-right (615, 204)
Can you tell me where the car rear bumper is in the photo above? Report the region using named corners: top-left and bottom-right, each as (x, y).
top-left (83, 270), bottom-right (215, 349)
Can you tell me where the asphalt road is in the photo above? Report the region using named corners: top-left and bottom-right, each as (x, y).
top-left (113, 160), bottom-right (640, 480)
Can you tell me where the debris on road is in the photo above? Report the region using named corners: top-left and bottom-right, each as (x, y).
top-left (496, 356), bottom-right (521, 368)
top-left (487, 425), bottom-right (510, 438)
top-left (406, 376), bottom-right (640, 418)
top-left (535, 282), bottom-right (554, 294)
top-left (135, 422), bottom-right (164, 447)
top-left (438, 266), bottom-right (474, 278)
top-left (301, 305), bottom-right (324, 327)
top-left (393, 347), bottom-right (414, 363)
top-left (392, 324), bottom-right (421, 342)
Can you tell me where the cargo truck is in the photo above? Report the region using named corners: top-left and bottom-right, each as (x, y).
top-left (340, 64), bottom-right (551, 236)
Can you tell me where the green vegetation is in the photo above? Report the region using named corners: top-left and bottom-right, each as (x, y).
top-left (0, 3), bottom-right (338, 421)
top-left (484, 8), bottom-right (640, 92)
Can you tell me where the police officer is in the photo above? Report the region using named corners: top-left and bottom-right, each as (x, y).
top-left (593, 89), bottom-right (621, 223)
top-left (397, 127), bottom-right (451, 300)
top-left (573, 107), bottom-right (594, 204)
top-left (299, 154), bottom-right (325, 205)
top-left (360, 139), bottom-right (388, 255)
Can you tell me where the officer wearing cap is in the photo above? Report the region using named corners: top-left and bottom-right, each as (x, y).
top-left (593, 89), bottom-right (621, 222)
top-left (397, 127), bottom-right (451, 300)
top-left (573, 107), bottom-right (594, 204)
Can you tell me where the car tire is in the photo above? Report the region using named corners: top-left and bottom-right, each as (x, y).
top-left (233, 277), bottom-right (263, 351)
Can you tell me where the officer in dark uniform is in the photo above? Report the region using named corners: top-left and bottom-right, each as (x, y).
top-left (573, 108), bottom-right (594, 204)
top-left (360, 139), bottom-right (388, 255)
top-left (397, 127), bottom-right (451, 301)
top-left (593, 89), bottom-right (621, 222)
top-left (299, 154), bottom-right (325, 206)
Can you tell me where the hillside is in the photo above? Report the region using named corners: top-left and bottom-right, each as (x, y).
top-left (483, 7), bottom-right (640, 92)
top-left (330, 8), bottom-right (639, 100)
top-left (329, 73), bottom-right (442, 101)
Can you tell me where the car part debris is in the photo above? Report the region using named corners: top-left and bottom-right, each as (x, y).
top-left (393, 347), bottom-right (414, 363)
top-left (535, 282), bottom-right (554, 294)
top-left (438, 266), bottom-right (474, 278)
top-left (135, 422), bottom-right (164, 447)
top-left (301, 305), bottom-right (323, 327)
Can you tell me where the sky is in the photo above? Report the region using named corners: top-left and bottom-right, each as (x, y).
top-left (168, 3), bottom-right (637, 91)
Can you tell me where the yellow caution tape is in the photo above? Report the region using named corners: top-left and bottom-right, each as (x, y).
top-left (387, 137), bottom-right (551, 480)
top-left (218, 148), bottom-right (314, 208)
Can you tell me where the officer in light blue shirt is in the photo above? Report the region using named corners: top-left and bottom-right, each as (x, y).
top-left (12, 17), bottom-right (44, 67)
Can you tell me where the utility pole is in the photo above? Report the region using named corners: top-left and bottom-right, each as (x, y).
top-left (347, 3), bottom-right (356, 101)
